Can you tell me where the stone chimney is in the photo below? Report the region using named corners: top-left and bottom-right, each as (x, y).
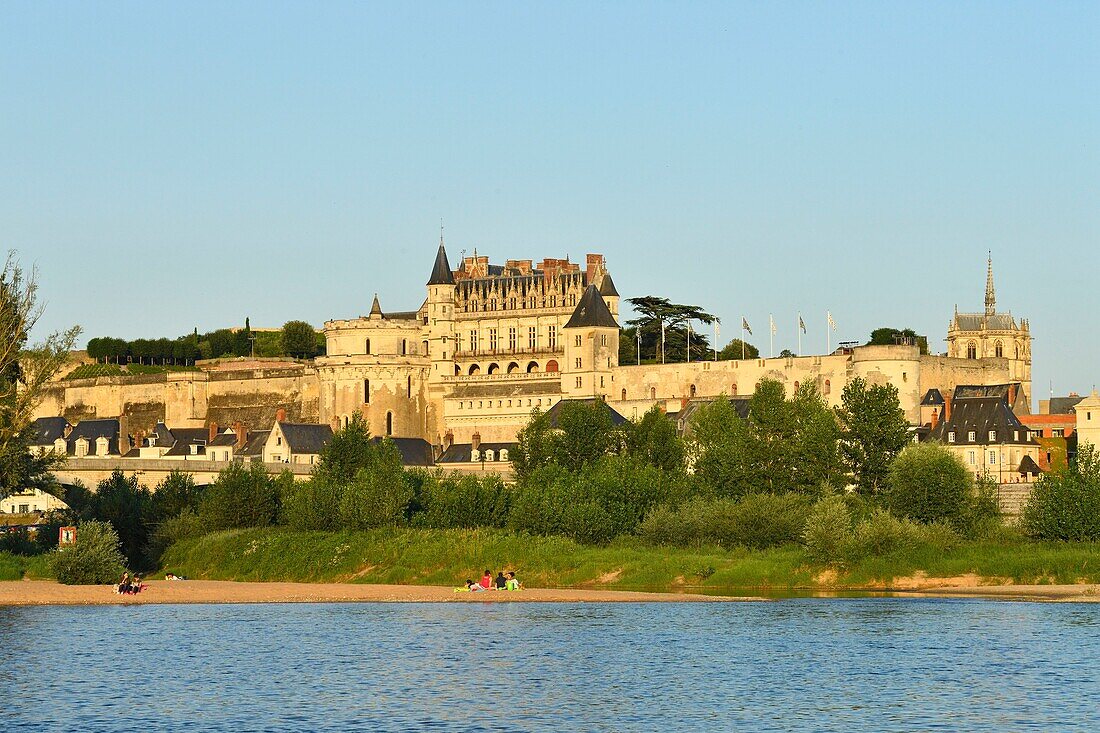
top-left (930, 408), bottom-right (939, 431)
top-left (443, 430), bottom-right (454, 450)
top-left (1008, 384), bottom-right (1017, 407)
top-left (233, 421), bottom-right (247, 450)
top-left (134, 429), bottom-right (146, 449)
top-left (471, 431), bottom-right (481, 451)
top-left (208, 421), bottom-right (219, 444)
top-left (585, 253), bottom-right (602, 283)
top-left (944, 395), bottom-right (952, 423)
top-left (275, 408), bottom-right (287, 424)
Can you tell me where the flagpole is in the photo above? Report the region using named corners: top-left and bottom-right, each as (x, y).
top-left (687, 323), bottom-right (691, 364)
top-left (636, 328), bottom-right (641, 366)
top-left (826, 311), bottom-right (830, 355)
top-left (713, 321), bottom-right (718, 361)
top-left (741, 321), bottom-right (745, 360)
top-left (797, 312), bottom-right (802, 357)
top-left (661, 319), bottom-right (665, 364)
top-left (769, 314), bottom-right (774, 358)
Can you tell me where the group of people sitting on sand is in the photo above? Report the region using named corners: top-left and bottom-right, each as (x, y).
top-left (115, 573), bottom-right (145, 595)
top-left (459, 569), bottom-right (521, 592)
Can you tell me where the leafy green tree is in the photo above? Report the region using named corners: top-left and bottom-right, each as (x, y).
top-left (717, 339), bottom-right (759, 360)
top-left (50, 520), bottom-right (127, 584)
top-left (835, 377), bottom-right (911, 496)
top-left (551, 400), bottom-right (621, 472)
top-left (338, 439), bottom-right (412, 529)
top-left (787, 383), bottom-right (844, 494)
top-left (281, 476), bottom-right (345, 531)
top-left (89, 470), bottom-right (154, 567)
top-left (1023, 443), bottom-right (1100, 541)
top-left (688, 395), bottom-right (752, 498)
top-left (867, 327), bottom-right (929, 354)
top-left (0, 252), bottom-right (80, 500)
top-left (779, 349), bottom-right (795, 358)
top-left (281, 320), bottom-right (318, 358)
top-left (512, 408), bottom-right (555, 481)
top-left (313, 412), bottom-right (373, 485)
top-left (151, 470), bottom-right (203, 521)
top-left (626, 404), bottom-right (684, 473)
top-left (625, 296), bottom-right (716, 363)
top-left (884, 443), bottom-right (972, 524)
top-left (199, 462), bottom-right (281, 530)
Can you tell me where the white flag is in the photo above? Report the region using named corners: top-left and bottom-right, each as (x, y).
top-left (827, 311), bottom-right (837, 331)
top-left (715, 322), bottom-right (720, 339)
top-left (769, 314), bottom-right (777, 335)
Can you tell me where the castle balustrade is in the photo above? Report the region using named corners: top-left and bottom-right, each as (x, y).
top-left (453, 346), bottom-right (564, 358)
top-left (443, 372), bottom-right (561, 383)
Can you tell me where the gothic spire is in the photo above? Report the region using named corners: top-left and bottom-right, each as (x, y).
top-left (984, 251), bottom-right (996, 316)
top-left (370, 293), bottom-right (383, 317)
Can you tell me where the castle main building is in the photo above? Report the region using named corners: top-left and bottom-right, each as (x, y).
top-left (315, 243), bottom-right (1032, 448)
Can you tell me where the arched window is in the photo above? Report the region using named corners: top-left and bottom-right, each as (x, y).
top-left (468, 364), bottom-right (480, 375)
top-left (824, 379), bottom-right (831, 395)
top-left (385, 412), bottom-right (393, 436)
top-left (967, 341), bottom-right (977, 359)
top-left (401, 339), bottom-right (407, 356)
top-left (994, 340), bottom-right (1003, 358)
top-left (690, 384), bottom-right (697, 397)
top-left (500, 449), bottom-right (509, 461)
top-left (621, 389), bottom-right (627, 401)
top-left (485, 449), bottom-right (495, 462)
top-left (487, 363), bottom-right (499, 375)
top-left (455, 364), bottom-right (461, 375)
top-left (794, 381), bottom-right (800, 391)
top-left (731, 383), bottom-right (738, 396)
top-left (422, 340), bottom-right (429, 356)
top-left (545, 359), bottom-right (558, 373)
top-left (507, 362), bottom-right (520, 374)
top-left (343, 415), bottom-right (349, 428)
top-left (1015, 343), bottom-right (1020, 359)
top-left (407, 375), bottom-right (412, 398)
top-left (650, 387), bottom-right (656, 400)
top-left (364, 379), bottom-right (370, 404)
top-left (526, 361), bottom-right (540, 373)
top-left (365, 339), bottom-right (371, 355)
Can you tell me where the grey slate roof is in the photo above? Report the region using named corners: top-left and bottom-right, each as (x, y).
top-left (28, 417), bottom-right (69, 446)
top-left (427, 244), bottom-right (455, 285)
top-left (920, 389), bottom-right (945, 406)
top-left (1052, 396), bottom-right (1086, 415)
top-left (926, 396), bottom-right (1034, 446)
top-left (66, 419), bottom-right (121, 456)
top-left (370, 437), bottom-right (435, 466)
top-left (543, 398), bottom-right (628, 427)
top-left (238, 430), bottom-right (270, 458)
top-left (437, 442), bottom-right (515, 464)
top-left (598, 272), bottom-right (619, 297)
top-left (953, 313), bottom-right (1018, 331)
top-left (278, 422), bottom-right (334, 454)
top-left (208, 432), bottom-right (238, 447)
top-left (564, 284), bottom-right (619, 329)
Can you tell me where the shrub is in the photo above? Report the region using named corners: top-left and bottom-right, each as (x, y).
top-left (510, 457), bottom-right (683, 545)
top-left (89, 470), bottom-right (155, 567)
top-left (1023, 443), bottom-right (1100, 541)
top-left (281, 476), bottom-right (345, 531)
top-left (884, 443), bottom-right (972, 525)
top-left (802, 496), bottom-right (852, 563)
top-left (639, 494), bottom-right (810, 549)
top-left (414, 473), bottom-right (513, 529)
top-left (146, 509), bottom-right (207, 566)
top-left (199, 462), bottom-right (281, 531)
top-left (0, 527), bottom-right (38, 556)
top-left (151, 470), bottom-right (204, 521)
top-left (50, 521), bottom-right (127, 585)
top-left (846, 509), bottom-right (922, 560)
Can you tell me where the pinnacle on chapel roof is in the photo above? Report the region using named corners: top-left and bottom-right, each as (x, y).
top-left (370, 293), bottom-right (383, 317)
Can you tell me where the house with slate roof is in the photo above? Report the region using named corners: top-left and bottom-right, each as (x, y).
top-left (925, 384), bottom-right (1041, 483)
top-left (27, 417), bottom-right (71, 457)
top-left (263, 421), bottom-right (334, 465)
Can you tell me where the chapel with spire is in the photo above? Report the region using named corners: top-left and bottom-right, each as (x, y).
top-left (946, 254), bottom-right (1032, 400)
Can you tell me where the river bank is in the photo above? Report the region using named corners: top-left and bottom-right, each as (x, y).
top-left (0, 579), bottom-right (747, 605)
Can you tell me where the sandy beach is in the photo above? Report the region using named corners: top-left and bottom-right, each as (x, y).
top-left (0, 579), bottom-right (753, 606)
top-left (2, 579), bottom-right (1099, 606)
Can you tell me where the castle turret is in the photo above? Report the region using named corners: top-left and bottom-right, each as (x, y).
top-left (562, 284), bottom-right (619, 398)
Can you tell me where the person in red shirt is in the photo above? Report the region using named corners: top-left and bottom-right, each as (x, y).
top-left (479, 570), bottom-right (493, 589)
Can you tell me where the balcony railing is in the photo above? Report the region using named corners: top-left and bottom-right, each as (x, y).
top-left (453, 345), bottom-right (564, 358)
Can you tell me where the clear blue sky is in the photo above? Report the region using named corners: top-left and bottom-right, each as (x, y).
top-left (3, 2), bottom-right (1097, 401)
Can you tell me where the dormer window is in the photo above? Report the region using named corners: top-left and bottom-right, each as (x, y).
top-left (967, 431), bottom-right (976, 442)
top-left (471, 449), bottom-right (480, 462)
top-left (947, 431), bottom-right (955, 443)
top-left (500, 449), bottom-right (509, 461)
top-left (484, 449), bottom-right (495, 462)
top-left (1013, 431), bottom-right (1019, 441)
top-left (989, 430), bottom-right (996, 442)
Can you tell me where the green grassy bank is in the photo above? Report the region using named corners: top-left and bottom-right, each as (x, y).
top-left (0, 553), bottom-right (54, 581)
top-left (158, 528), bottom-right (1100, 590)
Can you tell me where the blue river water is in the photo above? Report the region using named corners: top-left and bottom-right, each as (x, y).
top-left (1, 598), bottom-right (1099, 732)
